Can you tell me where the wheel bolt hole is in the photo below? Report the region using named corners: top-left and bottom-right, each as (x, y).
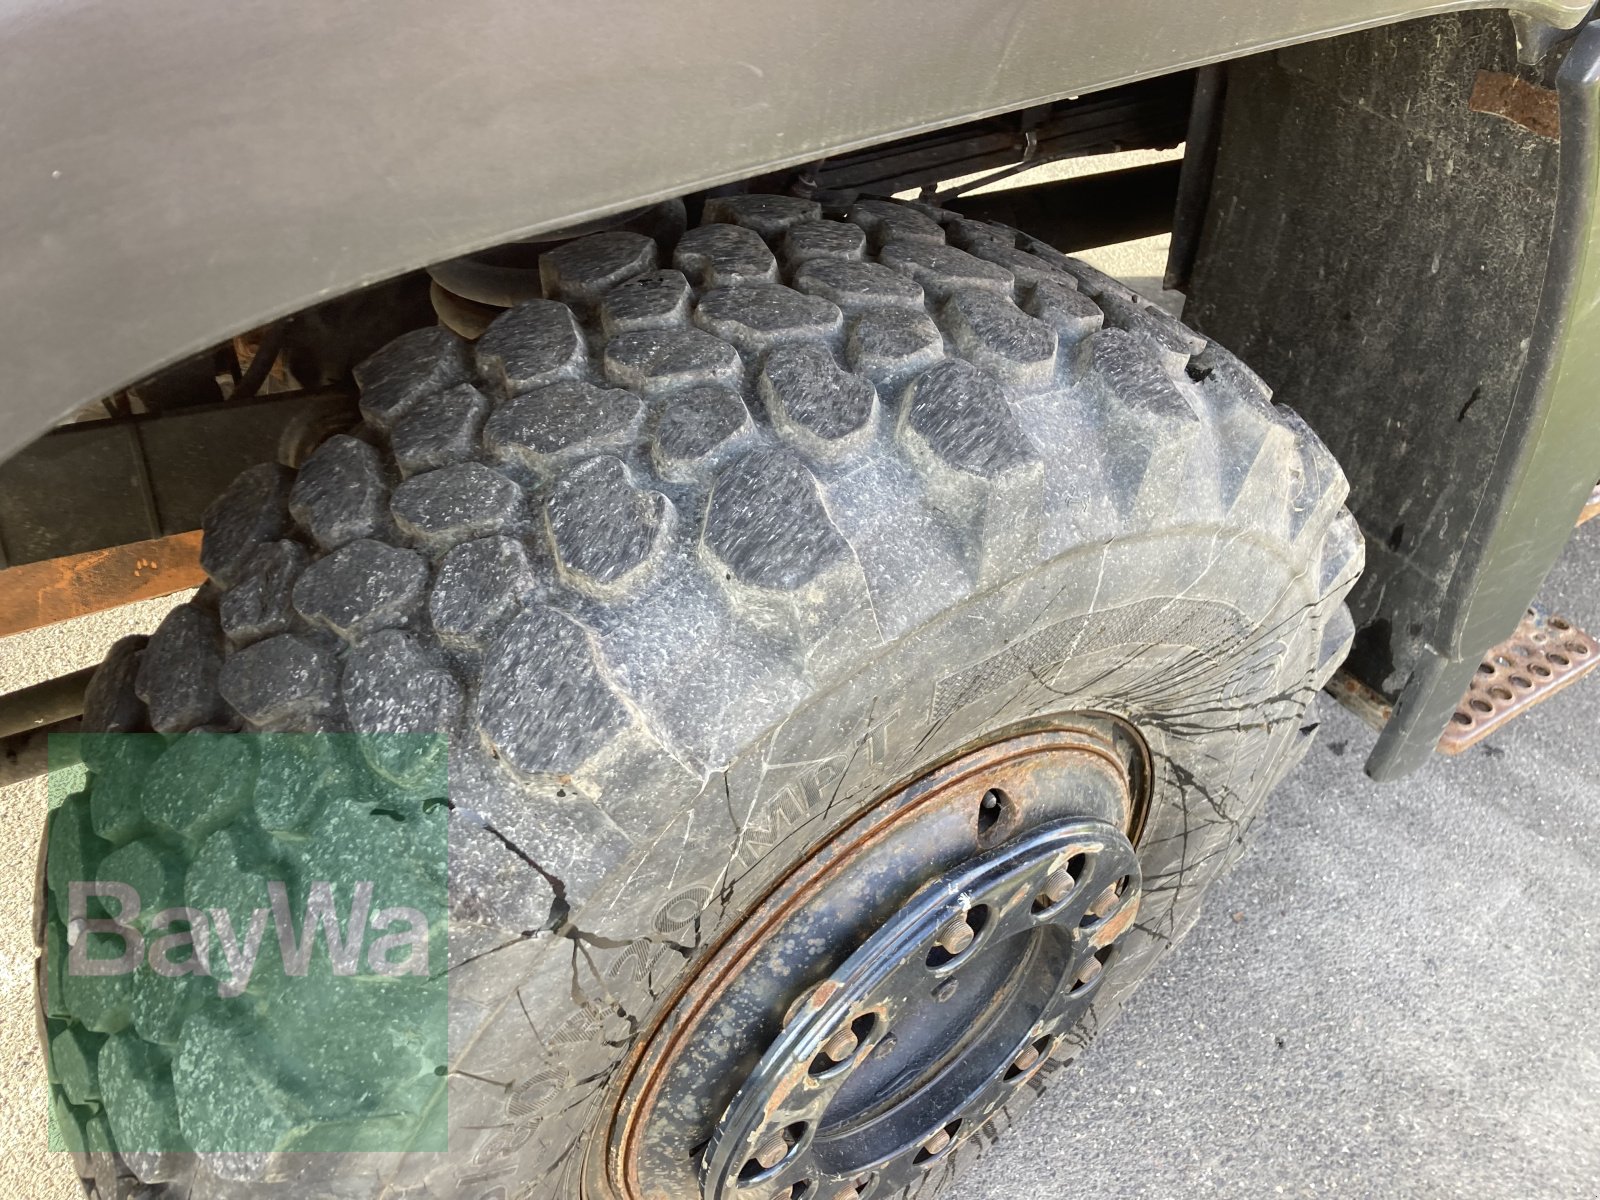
top-left (976, 789), bottom-right (1007, 838)
top-left (926, 906), bottom-right (988, 968)
top-left (1005, 1034), bottom-right (1054, 1081)
top-left (808, 1012), bottom-right (878, 1075)
top-left (1071, 945), bottom-right (1115, 992)
top-left (1078, 879), bottom-right (1121, 926)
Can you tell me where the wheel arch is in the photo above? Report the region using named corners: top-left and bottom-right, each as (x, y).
top-left (0, 0), bottom-right (1586, 464)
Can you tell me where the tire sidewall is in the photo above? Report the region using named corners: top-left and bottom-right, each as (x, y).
top-left (435, 523), bottom-right (1335, 1200)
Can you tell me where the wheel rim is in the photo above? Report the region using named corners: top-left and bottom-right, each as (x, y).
top-left (705, 817), bottom-right (1139, 1199)
top-left (604, 720), bottom-right (1148, 1200)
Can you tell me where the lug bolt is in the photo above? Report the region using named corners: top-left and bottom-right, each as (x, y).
top-left (1085, 883), bottom-right (1119, 919)
top-left (1011, 1044), bottom-right (1042, 1074)
top-left (1075, 956), bottom-right (1104, 988)
top-left (934, 913), bottom-right (975, 956)
top-left (1038, 865), bottom-right (1075, 908)
top-left (820, 1025), bottom-right (859, 1064)
top-left (753, 1130), bottom-right (791, 1170)
top-left (920, 1128), bottom-right (953, 1159)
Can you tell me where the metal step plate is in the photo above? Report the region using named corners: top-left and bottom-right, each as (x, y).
top-left (1437, 606), bottom-right (1600, 754)
top-left (1580, 482), bottom-right (1600, 527)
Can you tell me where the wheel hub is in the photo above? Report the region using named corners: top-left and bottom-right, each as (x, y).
top-left (704, 817), bottom-right (1140, 1199)
top-left (604, 721), bottom-right (1148, 1200)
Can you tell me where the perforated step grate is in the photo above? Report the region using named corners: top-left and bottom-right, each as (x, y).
top-left (1437, 606), bottom-right (1600, 754)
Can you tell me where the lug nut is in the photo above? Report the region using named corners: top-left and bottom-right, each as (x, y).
top-left (820, 1025), bottom-right (859, 1064)
top-left (753, 1130), bottom-right (791, 1170)
top-left (934, 913), bottom-right (975, 956)
top-left (1011, 1044), bottom-right (1042, 1074)
top-left (920, 1128), bottom-right (953, 1159)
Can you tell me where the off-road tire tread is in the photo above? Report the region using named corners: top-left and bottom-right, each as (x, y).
top-left (41, 196), bottom-right (1360, 1200)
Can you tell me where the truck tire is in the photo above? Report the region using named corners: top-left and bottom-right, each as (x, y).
top-left (39, 195), bottom-right (1362, 1200)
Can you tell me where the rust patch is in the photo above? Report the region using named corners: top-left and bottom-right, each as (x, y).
top-left (1469, 70), bottom-right (1560, 141)
top-left (1326, 669), bottom-right (1394, 732)
top-left (0, 530), bottom-right (203, 638)
top-left (1438, 607), bottom-right (1599, 754)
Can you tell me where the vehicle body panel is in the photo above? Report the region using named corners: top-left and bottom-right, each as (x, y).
top-left (0, 0), bottom-right (1588, 462)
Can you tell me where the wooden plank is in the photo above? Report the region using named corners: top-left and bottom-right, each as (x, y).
top-left (0, 530), bottom-right (203, 638)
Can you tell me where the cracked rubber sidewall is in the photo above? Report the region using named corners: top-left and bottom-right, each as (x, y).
top-left (479, 528), bottom-right (1337, 1200)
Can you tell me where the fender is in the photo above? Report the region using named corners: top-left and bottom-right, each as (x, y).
top-left (0, 0), bottom-right (1587, 462)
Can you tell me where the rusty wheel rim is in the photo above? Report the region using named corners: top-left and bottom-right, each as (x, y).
top-left (602, 718), bottom-right (1149, 1200)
